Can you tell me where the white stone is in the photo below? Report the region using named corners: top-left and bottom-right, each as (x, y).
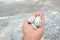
top-left (28, 16), bottom-right (42, 29)
top-left (28, 16), bottom-right (35, 23)
top-left (34, 16), bottom-right (42, 27)
top-left (32, 23), bottom-right (37, 29)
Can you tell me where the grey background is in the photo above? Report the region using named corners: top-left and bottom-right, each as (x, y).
top-left (0, 0), bottom-right (60, 40)
top-left (0, 0), bottom-right (60, 16)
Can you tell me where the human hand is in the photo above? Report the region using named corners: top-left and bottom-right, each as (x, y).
top-left (22, 12), bottom-right (45, 40)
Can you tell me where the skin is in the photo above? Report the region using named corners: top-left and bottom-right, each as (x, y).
top-left (22, 12), bottom-right (45, 40)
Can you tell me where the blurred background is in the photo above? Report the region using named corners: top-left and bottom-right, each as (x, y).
top-left (0, 0), bottom-right (60, 40)
top-left (0, 0), bottom-right (60, 16)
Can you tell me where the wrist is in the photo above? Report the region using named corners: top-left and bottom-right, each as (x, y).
top-left (23, 34), bottom-right (40, 40)
top-left (23, 34), bottom-right (33, 40)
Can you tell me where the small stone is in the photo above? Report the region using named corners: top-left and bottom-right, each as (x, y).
top-left (28, 16), bottom-right (35, 23)
top-left (34, 16), bottom-right (42, 27)
top-left (32, 23), bottom-right (37, 29)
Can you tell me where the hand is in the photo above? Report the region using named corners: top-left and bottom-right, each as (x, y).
top-left (22, 12), bottom-right (45, 40)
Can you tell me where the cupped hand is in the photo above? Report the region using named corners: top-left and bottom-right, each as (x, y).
top-left (22, 12), bottom-right (45, 40)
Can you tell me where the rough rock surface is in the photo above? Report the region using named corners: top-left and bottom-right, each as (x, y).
top-left (0, 12), bottom-right (60, 40)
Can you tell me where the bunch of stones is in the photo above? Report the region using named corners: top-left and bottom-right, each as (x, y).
top-left (28, 16), bottom-right (42, 29)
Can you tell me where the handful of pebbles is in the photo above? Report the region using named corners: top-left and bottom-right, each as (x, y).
top-left (28, 16), bottom-right (42, 29)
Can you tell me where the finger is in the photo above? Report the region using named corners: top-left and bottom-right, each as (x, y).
top-left (23, 19), bottom-right (28, 25)
top-left (33, 12), bottom-right (37, 17)
top-left (37, 24), bottom-right (44, 31)
top-left (36, 14), bottom-right (45, 33)
top-left (36, 14), bottom-right (45, 31)
top-left (36, 12), bottom-right (41, 16)
top-left (41, 15), bottom-right (45, 24)
top-left (23, 19), bottom-right (29, 28)
top-left (37, 13), bottom-right (44, 27)
top-left (36, 24), bottom-right (44, 34)
top-left (23, 19), bottom-right (28, 31)
top-left (23, 19), bottom-right (33, 29)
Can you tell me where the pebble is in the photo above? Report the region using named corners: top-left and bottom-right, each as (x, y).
top-left (34, 16), bottom-right (42, 27)
top-left (32, 23), bottom-right (37, 29)
top-left (28, 16), bottom-right (35, 23)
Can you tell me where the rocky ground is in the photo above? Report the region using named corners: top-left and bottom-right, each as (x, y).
top-left (0, 0), bottom-right (60, 40)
